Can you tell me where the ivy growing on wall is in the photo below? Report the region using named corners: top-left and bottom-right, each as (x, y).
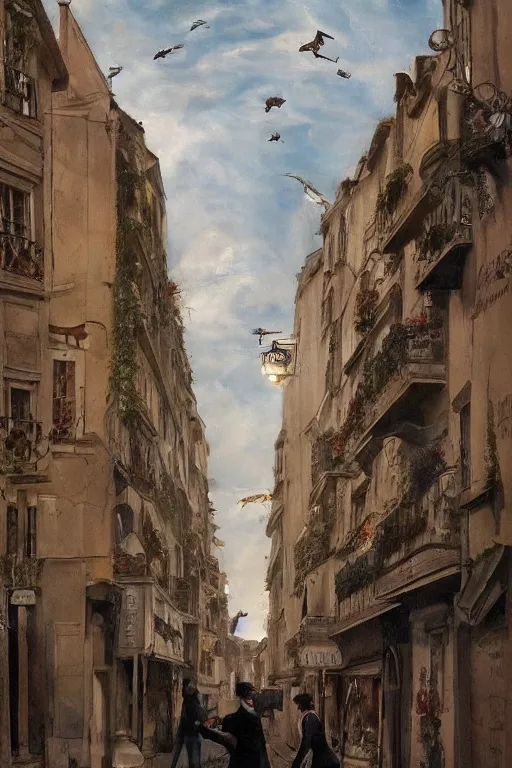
top-left (376, 164), bottom-right (413, 218)
top-left (111, 143), bottom-right (147, 427)
top-left (293, 504), bottom-right (336, 594)
top-left (354, 289), bottom-right (380, 335)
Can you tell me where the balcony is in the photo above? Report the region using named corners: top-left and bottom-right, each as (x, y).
top-left (3, 64), bottom-right (37, 118)
top-left (333, 320), bottom-right (446, 465)
top-left (1, 554), bottom-right (43, 589)
top-left (414, 176), bottom-right (473, 291)
top-left (0, 231), bottom-right (43, 281)
top-left (170, 575), bottom-right (193, 614)
top-left (335, 472), bottom-right (460, 615)
top-left (0, 417), bottom-right (47, 476)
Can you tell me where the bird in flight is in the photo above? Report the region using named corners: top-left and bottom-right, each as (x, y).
top-left (265, 96), bottom-right (286, 113)
top-left (252, 328), bottom-right (282, 345)
top-left (154, 43), bottom-right (185, 60)
top-left (190, 20), bottom-right (209, 31)
top-left (299, 30), bottom-right (339, 63)
top-left (283, 174), bottom-right (331, 209)
top-left (269, 132), bottom-right (282, 142)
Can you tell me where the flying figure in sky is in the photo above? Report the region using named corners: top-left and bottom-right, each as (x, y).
top-left (154, 43), bottom-right (185, 60)
top-left (252, 328), bottom-right (283, 345)
top-left (190, 20), bottom-right (210, 31)
top-left (265, 96), bottom-right (286, 113)
top-left (337, 68), bottom-right (352, 79)
top-left (269, 132), bottom-right (282, 142)
top-left (299, 30), bottom-right (339, 63)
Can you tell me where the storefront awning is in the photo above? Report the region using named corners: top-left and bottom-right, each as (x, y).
top-left (455, 545), bottom-right (507, 626)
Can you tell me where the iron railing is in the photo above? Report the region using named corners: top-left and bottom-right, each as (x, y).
top-left (0, 231), bottom-right (43, 281)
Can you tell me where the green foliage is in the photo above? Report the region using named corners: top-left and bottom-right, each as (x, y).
top-left (354, 289), bottom-right (380, 335)
top-left (376, 164), bottom-right (412, 217)
top-left (417, 223), bottom-right (456, 261)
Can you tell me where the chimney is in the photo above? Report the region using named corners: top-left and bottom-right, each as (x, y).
top-left (57, 0), bottom-right (71, 58)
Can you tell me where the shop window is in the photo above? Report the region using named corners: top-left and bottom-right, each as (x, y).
top-left (342, 676), bottom-right (380, 762)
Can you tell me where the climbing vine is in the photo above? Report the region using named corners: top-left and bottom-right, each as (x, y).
top-left (333, 317), bottom-right (444, 462)
top-left (111, 142), bottom-right (148, 427)
top-left (485, 400), bottom-right (504, 533)
top-left (416, 223), bottom-right (456, 262)
top-left (293, 504), bottom-right (335, 594)
top-left (376, 164), bottom-right (413, 218)
top-left (354, 289), bottom-right (380, 335)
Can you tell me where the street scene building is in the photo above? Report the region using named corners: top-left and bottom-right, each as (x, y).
top-left (0, 2), bottom-right (234, 767)
top-left (265, 1), bottom-right (512, 767)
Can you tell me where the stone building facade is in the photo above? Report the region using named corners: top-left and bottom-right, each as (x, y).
top-left (266, 1), bottom-right (512, 767)
top-left (0, 3), bottom-right (229, 768)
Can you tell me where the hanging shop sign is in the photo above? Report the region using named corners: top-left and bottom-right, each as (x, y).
top-left (299, 644), bottom-right (342, 669)
top-left (10, 589), bottom-right (36, 606)
top-left (119, 585), bottom-right (145, 650)
top-left (261, 344), bottom-right (292, 367)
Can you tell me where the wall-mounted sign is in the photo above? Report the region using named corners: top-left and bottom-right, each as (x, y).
top-left (119, 585), bottom-right (145, 650)
top-left (262, 344), bottom-right (292, 367)
top-left (299, 645), bottom-right (342, 669)
top-left (10, 589), bottom-right (36, 606)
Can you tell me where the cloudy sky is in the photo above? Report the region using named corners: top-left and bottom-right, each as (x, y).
top-left (43, 0), bottom-right (441, 639)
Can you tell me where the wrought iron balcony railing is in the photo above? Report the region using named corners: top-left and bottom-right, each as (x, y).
top-left (0, 231), bottom-right (43, 281)
top-left (0, 417), bottom-right (45, 474)
top-left (3, 64), bottom-right (37, 118)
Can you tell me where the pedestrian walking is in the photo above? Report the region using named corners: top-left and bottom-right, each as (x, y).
top-left (291, 694), bottom-right (340, 768)
top-left (170, 678), bottom-right (208, 768)
top-left (221, 682), bottom-right (271, 768)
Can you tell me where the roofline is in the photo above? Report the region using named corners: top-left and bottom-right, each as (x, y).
top-left (32, 0), bottom-right (68, 89)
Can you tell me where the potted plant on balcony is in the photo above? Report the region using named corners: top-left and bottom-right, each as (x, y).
top-left (375, 164), bottom-right (413, 218)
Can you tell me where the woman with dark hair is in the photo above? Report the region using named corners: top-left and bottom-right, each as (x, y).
top-left (292, 694), bottom-right (340, 768)
top-left (221, 682), bottom-right (271, 768)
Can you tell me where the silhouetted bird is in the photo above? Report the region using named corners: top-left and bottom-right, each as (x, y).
top-left (191, 20), bottom-right (209, 31)
top-left (299, 30), bottom-right (339, 63)
top-left (154, 43), bottom-right (185, 60)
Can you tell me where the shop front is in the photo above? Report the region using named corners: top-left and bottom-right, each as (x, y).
top-left (117, 579), bottom-right (188, 764)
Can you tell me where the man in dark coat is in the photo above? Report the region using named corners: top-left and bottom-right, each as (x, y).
top-left (292, 694), bottom-right (340, 768)
top-left (221, 682), bottom-right (271, 768)
top-left (170, 678), bottom-right (208, 768)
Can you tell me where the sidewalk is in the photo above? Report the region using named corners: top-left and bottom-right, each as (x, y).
top-left (266, 738), bottom-right (295, 768)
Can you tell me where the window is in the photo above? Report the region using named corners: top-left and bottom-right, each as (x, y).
top-left (10, 387), bottom-right (31, 423)
top-left (338, 216), bottom-right (347, 264)
top-left (4, 6), bottom-right (38, 118)
top-left (351, 493), bottom-right (367, 530)
top-left (0, 184), bottom-right (40, 279)
top-left (26, 506), bottom-right (36, 557)
top-left (115, 504), bottom-right (134, 546)
top-left (52, 360), bottom-right (76, 441)
top-left (7, 505), bottom-right (18, 555)
top-left (0, 184), bottom-right (30, 238)
top-left (460, 403), bottom-right (471, 490)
